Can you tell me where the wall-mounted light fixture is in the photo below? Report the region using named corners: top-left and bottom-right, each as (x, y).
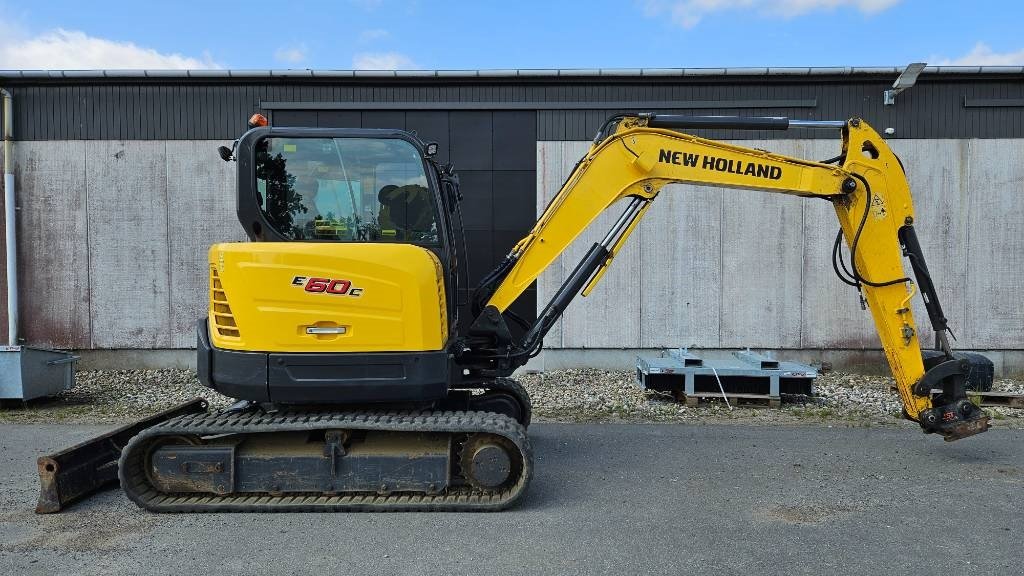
top-left (884, 62), bottom-right (927, 106)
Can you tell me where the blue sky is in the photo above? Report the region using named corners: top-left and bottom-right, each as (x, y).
top-left (0, 0), bottom-right (1021, 70)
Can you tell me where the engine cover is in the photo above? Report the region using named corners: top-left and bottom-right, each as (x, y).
top-left (207, 242), bottom-right (447, 353)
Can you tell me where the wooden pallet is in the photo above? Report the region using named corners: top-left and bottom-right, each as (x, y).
top-left (678, 392), bottom-right (781, 409)
top-left (926, 390), bottom-right (1024, 409)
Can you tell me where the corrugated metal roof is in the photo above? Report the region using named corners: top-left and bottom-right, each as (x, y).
top-left (0, 66), bottom-right (1022, 80)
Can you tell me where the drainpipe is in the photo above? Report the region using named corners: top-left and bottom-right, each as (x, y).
top-left (1, 87), bottom-right (16, 346)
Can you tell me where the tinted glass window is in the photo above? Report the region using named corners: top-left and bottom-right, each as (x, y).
top-left (255, 137), bottom-right (438, 243)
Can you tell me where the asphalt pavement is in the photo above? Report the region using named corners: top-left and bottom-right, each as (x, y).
top-left (1, 422), bottom-right (1021, 575)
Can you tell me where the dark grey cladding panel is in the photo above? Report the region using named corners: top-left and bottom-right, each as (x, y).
top-left (271, 109), bottom-right (315, 126)
top-left (316, 110), bottom-right (361, 128)
top-left (461, 229), bottom-right (494, 285)
top-left (4, 76), bottom-right (1024, 140)
top-left (361, 111), bottom-right (406, 129)
top-left (405, 112), bottom-right (450, 164)
top-left (457, 170), bottom-right (493, 232)
top-left (492, 111), bottom-right (536, 170)
top-left (492, 170), bottom-right (536, 231)
top-left (449, 112), bottom-right (493, 170)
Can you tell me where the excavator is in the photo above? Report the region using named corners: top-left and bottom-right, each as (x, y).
top-left (36, 112), bottom-right (991, 513)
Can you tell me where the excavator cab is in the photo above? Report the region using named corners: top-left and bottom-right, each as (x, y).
top-left (196, 120), bottom-right (468, 406)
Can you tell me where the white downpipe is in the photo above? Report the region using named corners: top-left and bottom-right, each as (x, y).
top-left (2, 88), bottom-right (16, 346)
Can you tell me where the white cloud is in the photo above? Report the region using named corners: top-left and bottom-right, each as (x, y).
top-left (274, 44), bottom-right (307, 64)
top-left (642, 0), bottom-right (900, 28)
top-left (771, 0), bottom-right (898, 16)
top-left (358, 29), bottom-right (390, 43)
top-left (352, 52), bottom-right (417, 70)
top-left (935, 42), bottom-right (1024, 66)
top-left (0, 27), bottom-right (219, 69)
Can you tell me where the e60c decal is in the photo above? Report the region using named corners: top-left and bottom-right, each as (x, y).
top-left (292, 276), bottom-right (363, 297)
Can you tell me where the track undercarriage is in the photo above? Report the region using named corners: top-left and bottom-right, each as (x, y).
top-left (38, 379), bottom-right (534, 513)
top-left (120, 408), bottom-right (532, 512)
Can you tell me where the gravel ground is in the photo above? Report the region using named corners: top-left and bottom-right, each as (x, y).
top-left (519, 369), bottom-right (1024, 427)
top-left (1, 368), bottom-right (1022, 428)
top-left (0, 370), bottom-right (235, 424)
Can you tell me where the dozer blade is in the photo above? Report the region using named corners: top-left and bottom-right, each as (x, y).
top-left (36, 398), bottom-right (208, 514)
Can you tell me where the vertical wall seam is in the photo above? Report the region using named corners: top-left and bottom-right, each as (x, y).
top-left (557, 143), bottom-right (564, 348)
top-left (0, 145), bottom-right (3, 339)
top-left (963, 139), bottom-right (972, 347)
top-left (84, 141), bottom-right (93, 348)
top-left (718, 186), bottom-right (724, 348)
top-left (798, 183), bottom-right (806, 349)
top-left (163, 141), bottom-right (173, 348)
top-left (563, 143), bottom-right (571, 348)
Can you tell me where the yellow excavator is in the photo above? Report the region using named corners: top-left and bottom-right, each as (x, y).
top-left (36, 112), bottom-right (991, 513)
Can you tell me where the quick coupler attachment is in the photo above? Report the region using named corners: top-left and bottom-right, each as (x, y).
top-left (918, 399), bottom-right (991, 442)
top-left (913, 357), bottom-right (992, 442)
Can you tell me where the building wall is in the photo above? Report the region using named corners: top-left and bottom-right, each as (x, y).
top-left (7, 135), bottom-right (1021, 368)
top-left (536, 138), bottom-right (1024, 358)
top-left (1, 73), bottom-right (1022, 374)
top-left (7, 139), bottom-right (242, 349)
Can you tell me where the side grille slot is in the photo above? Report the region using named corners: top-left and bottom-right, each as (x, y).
top-left (210, 266), bottom-right (241, 339)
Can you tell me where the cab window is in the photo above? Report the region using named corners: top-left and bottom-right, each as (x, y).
top-left (255, 137), bottom-right (439, 243)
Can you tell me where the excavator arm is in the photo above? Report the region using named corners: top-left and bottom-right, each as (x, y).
top-left (461, 113), bottom-right (990, 441)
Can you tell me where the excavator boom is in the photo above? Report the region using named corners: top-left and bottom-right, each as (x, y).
top-left (464, 113), bottom-right (990, 441)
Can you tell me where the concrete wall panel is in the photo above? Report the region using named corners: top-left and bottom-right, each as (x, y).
top-left (537, 141), bottom-right (645, 349)
top-left (719, 140), bottom-right (808, 348)
top-left (888, 139), bottom-right (970, 348)
top-left (800, 198), bottom-right (878, 348)
top-left (558, 197), bottom-right (643, 349)
top-left (86, 141), bottom-right (171, 348)
top-left (539, 138), bottom-right (1024, 353)
top-left (165, 141), bottom-right (243, 348)
top-left (535, 141), bottom-right (581, 348)
top-left (965, 139), bottom-right (1024, 348)
top-left (638, 184), bottom-right (722, 348)
top-left (801, 139), bottom-right (882, 348)
top-left (12, 141), bottom-right (91, 348)
top-left (6, 135), bottom-right (1023, 358)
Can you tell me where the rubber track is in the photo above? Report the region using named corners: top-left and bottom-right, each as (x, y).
top-left (118, 409), bottom-right (532, 513)
top-left (454, 377), bottom-right (532, 428)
